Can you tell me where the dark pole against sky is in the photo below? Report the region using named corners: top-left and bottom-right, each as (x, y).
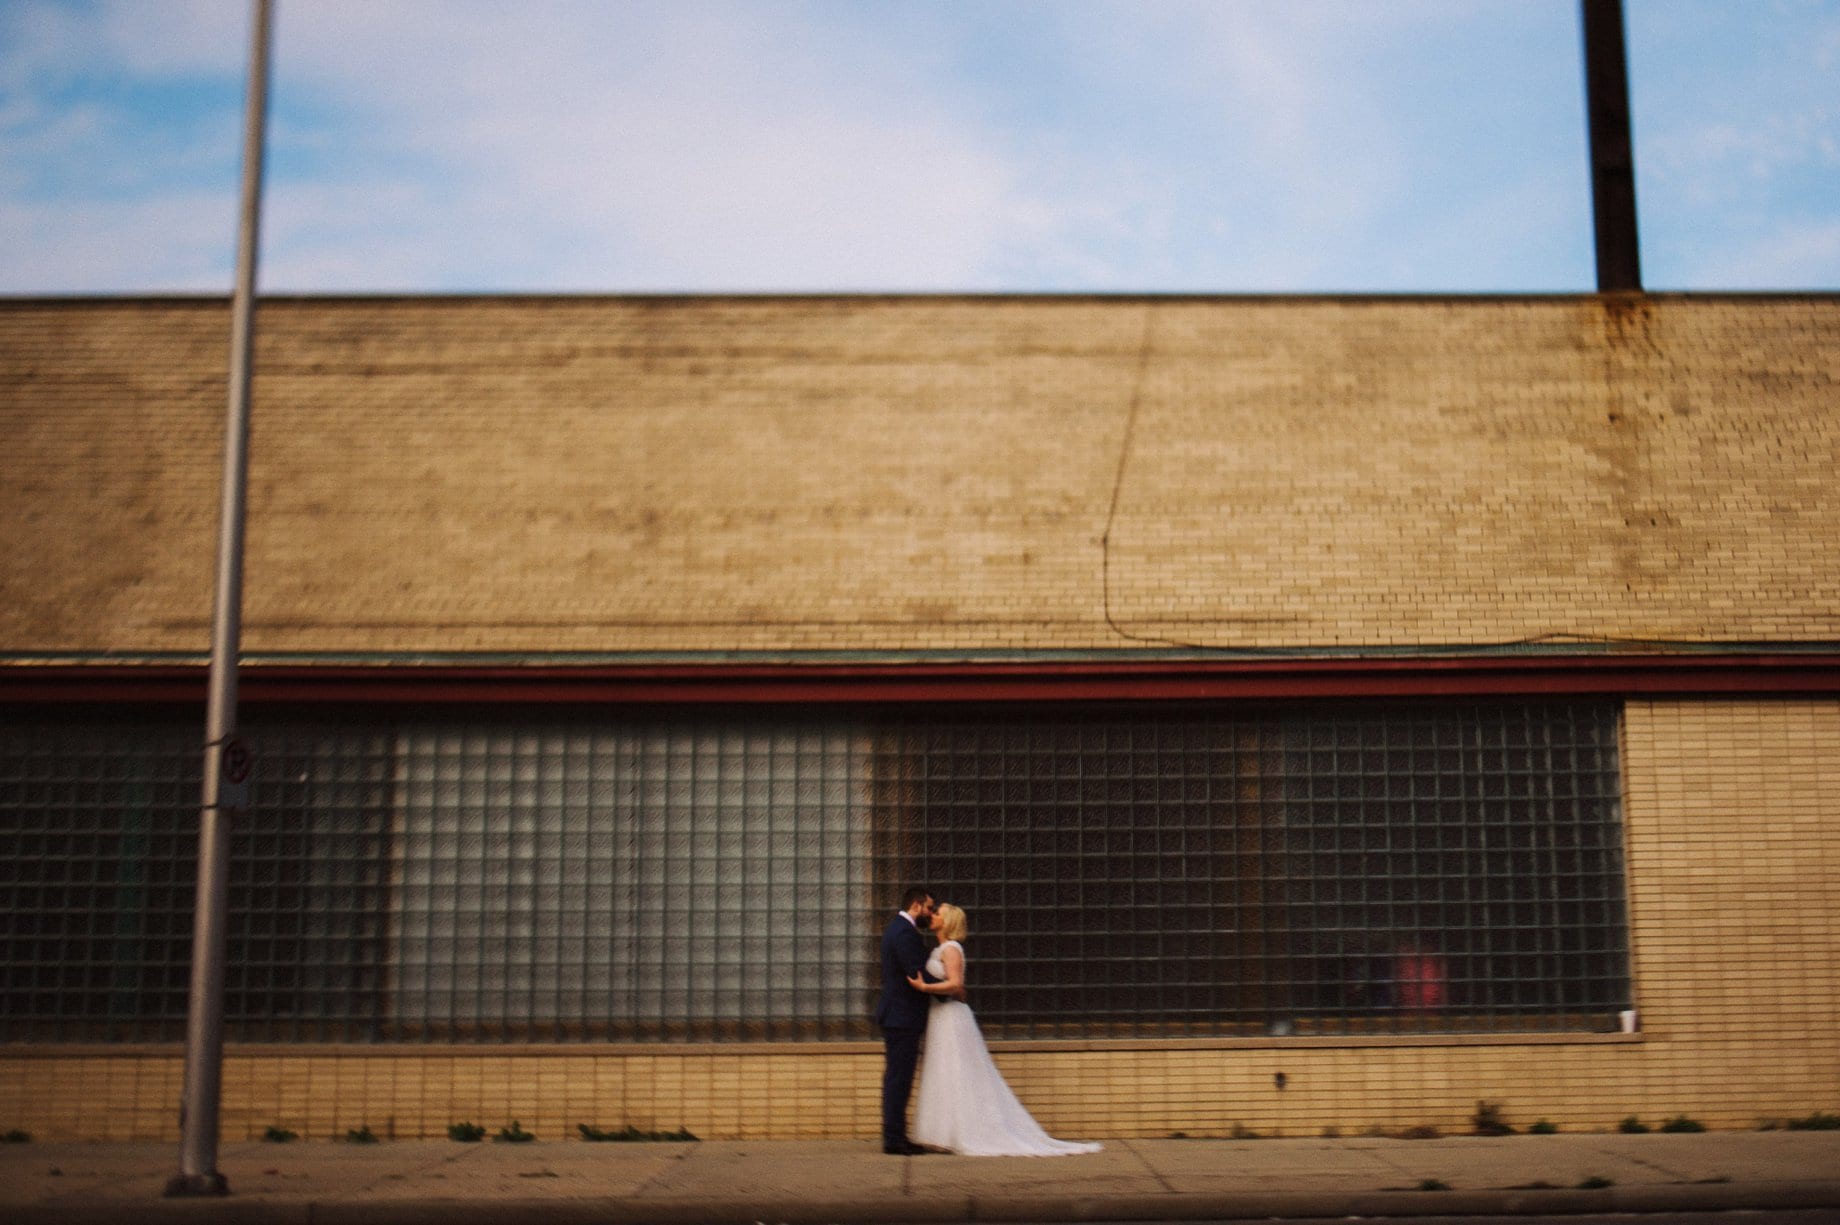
top-left (1583, 0), bottom-right (1642, 292)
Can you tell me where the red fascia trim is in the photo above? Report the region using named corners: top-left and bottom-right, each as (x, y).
top-left (5, 655), bottom-right (1840, 705)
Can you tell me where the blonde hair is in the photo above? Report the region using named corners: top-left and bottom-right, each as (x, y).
top-left (932, 903), bottom-right (967, 943)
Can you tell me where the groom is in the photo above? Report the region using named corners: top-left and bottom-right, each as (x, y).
top-left (875, 886), bottom-right (937, 1155)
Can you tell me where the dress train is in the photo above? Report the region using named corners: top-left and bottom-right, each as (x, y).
top-left (910, 940), bottom-right (1101, 1157)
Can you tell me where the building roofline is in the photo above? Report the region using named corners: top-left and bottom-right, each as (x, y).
top-left (7, 651), bottom-right (1840, 705)
top-left (4, 289), bottom-right (1839, 309)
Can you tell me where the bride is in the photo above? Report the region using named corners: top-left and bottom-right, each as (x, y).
top-left (906, 904), bottom-right (1102, 1157)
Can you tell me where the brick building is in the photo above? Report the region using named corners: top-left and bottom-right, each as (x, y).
top-left (2, 292), bottom-right (1837, 1140)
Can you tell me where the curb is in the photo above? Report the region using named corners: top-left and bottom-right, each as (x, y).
top-left (12, 1181), bottom-right (1840, 1225)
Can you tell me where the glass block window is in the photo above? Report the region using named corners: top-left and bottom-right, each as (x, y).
top-left (391, 715), bottom-right (868, 1041)
top-left (0, 698), bottom-right (1627, 1044)
top-left (873, 702), bottom-right (1629, 1037)
top-left (0, 709), bottom-right (395, 1042)
top-left (0, 712), bottom-right (199, 1041)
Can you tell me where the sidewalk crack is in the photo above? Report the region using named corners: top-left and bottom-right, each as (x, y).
top-left (626, 1142), bottom-right (700, 1197)
top-left (346, 1142), bottom-right (476, 1195)
top-left (1613, 1151), bottom-right (1696, 1181)
top-left (1352, 1143), bottom-right (1422, 1180)
top-left (1118, 1139), bottom-right (1176, 1192)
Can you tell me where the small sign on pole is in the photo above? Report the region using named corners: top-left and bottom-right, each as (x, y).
top-left (218, 737), bottom-right (253, 810)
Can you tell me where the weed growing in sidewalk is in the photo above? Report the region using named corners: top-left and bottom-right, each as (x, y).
top-left (2, 1129), bottom-right (30, 1143)
top-left (1472, 1100), bottom-right (1515, 1136)
top-left (1618, 1116), bottom-right (1650, 1134)
top-left (496, 1121), bottom-right (536, 1143)
top-left (448, 1122), bottom-right (487, 1142)
top-left (261, 1126), bottom-right (297, 1142)
top-left (1529, 1119), bottom-right (1559, 1134)
top-left (578, 1124), bottom-right (698, 1142)
top-left (1787, 1112), bottom-right (1840, 1131)
top-left (1578, 1175), bottom-right (1615, 1189)
top-left (345, 1126), bottom-right (379, 1144)
top-left (1417, 1178), bottom-right (1450, 1191)
top-left (1661, 1114), bottom-right (1705, 1133)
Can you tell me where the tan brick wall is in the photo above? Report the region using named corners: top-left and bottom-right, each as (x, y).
top-left (6, 699), bottom-right (1835, 1140)
top-left (4, 295), bottom-right (1839, 657)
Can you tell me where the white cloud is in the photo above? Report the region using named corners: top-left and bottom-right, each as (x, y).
top-left (1627, 0), bottom-right (1840, 288)
top-left (3, 0), bottom-right (1828, 294)
top-left (232, 0), bottom-right (1070, 289)
top-left (0, 191), bottom-right (236, 292)
top-left (0, 0), bottom-right (244, 90)
top-left (1649, 110), bottom-right (1840, 207)
top-left (1675, 217), bottom-right (1840, 289)
top-left (2, 0), bottom-right (1588, 293)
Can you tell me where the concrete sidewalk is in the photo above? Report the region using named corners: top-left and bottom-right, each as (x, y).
top-left (3, 1131), bottom-right (1839, 1224)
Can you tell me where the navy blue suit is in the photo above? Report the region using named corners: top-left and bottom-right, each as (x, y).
top-left (876, 913), bottom-right (933, 1147)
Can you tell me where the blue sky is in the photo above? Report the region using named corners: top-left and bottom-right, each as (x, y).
top-left (1, 0), bottom-right (1836, 294)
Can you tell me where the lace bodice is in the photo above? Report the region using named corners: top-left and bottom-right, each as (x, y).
top-left (925, 939), bottom-right (962, 982)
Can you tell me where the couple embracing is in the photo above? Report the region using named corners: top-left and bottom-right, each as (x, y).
top-left (876, 886), bottom-right (1101, 1157)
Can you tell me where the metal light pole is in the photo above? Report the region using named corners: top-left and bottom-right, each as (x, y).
top-left (166, 0), bottom-right (272, 1198)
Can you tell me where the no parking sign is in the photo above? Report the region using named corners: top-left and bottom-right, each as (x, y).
top-left (218, 736), bottom-right (253, 810)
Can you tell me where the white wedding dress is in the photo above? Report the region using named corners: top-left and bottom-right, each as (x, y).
top-left (910, 940), bottom-right (1102, 1157)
